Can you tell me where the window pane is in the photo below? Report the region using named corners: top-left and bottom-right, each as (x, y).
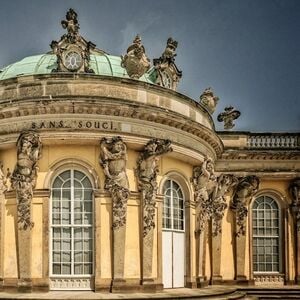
top-left (163, 179), bottom-right (184, 231)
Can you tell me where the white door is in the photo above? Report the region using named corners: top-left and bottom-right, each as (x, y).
top-left (162, 179), bottom-right (185, 288)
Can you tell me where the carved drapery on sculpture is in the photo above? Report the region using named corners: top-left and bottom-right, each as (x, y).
top-left (230, 175), bottom-right (259, 236)
top-left (199, 87), bottom-right (219, 115)
top-left (217, 106), bottom-right (241, 130)
top-left (211, 174), bottom-right (238, 236)
top-left (289, 178), bottom-right (300, 231)
top-left (121, 35), bottom-right (150, 79)
top-left (99, 137), bottom-right (130, 230)
top-left (136, 139), bottom-right (172, 237)
top-left (50, 8), bottom-right (96, 73)
top-left (192, 157), bottom-right (216, 234)
top-left (153, 37), bottom-right (182, 90)
top-left (11, 131), bottom-right (42, 230)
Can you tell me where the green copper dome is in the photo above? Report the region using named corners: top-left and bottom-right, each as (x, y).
top-left (0, 53), bottom-right (157, 83)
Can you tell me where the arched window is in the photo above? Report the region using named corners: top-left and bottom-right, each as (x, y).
top-left (252, 196), bottom-right (281, 273)
top-left (163, 179), bottom-right (185, 231)
top-left (50, 169), bottom-right (94, 279)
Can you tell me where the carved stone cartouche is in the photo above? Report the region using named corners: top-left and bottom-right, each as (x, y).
top-left (199, 87), bottom-right (219, 115)
top-left (289, 178), bottom-right (300, 231)
top-left (192, 157), bottom-right (216, 234)
top-left (121, 35), bottom-right (150, 79)
top-left (136, 139), bottom-right (172, 237)
top-left (99, 137), bottom-right (129, 229)
top-left (153, 37), bottom-right (182, 90)
top-left (211, 174), bottom-right (238, 236)
top-left (230, 175), bottom-right (259, 236)
top-left (10, 131), bottom-right (42, 230)
top-left (217, 106), bottom-right (241, 130)
top-left (51, 8), bottom-right (96, 73)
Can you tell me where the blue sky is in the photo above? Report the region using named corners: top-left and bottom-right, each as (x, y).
top-left (0, 0), bottom-right (299, 132)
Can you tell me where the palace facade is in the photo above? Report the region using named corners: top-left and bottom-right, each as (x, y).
top-left (0, 9), bottom-right (299, 294)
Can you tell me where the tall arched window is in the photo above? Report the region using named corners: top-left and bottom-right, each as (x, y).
top-left (50, 169), bottom-right (94, 285)
top-left (252, 196), bottom-right (281, 273)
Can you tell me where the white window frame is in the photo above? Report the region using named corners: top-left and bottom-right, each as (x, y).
top-left (252, 195), bottom-right (282, 274)
top-left (162, 179), bottom-right (185, 233)
top-left (49, 169), bottom-right (95, 289)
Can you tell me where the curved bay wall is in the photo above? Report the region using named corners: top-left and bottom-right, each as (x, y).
top-left (0, 74), bottom-right (223, 161)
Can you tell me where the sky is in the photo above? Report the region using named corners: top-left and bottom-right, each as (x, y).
top-left (0, 0), bottom-right (299, 132)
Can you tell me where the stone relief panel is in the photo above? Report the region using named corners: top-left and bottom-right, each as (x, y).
top-left (289, 178), bottom-right (300, 231)
top-left (136, 139), bottom-right (172, 237)
top-left (10, 131), bottom-right (42, 230)
top-left (121, 35), bottom-right (150, 79)
top-left (230, 175), bottom-right (260, 236)
top-left (99, 137), bottom-right (130, 230)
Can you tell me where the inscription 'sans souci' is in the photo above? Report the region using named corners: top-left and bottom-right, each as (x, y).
top-left (31, 120), bottom-right (117, 130)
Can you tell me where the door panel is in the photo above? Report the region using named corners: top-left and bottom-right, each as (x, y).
top-left (173, 232), bottom-right (185, 287)
top-left (162, 231), bottom-right (173, 288)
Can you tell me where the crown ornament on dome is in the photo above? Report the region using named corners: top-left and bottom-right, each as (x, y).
top-left (153, 37), bottom-right (182, 90)
top-left (121, 35), bottom-right (150, 79)
top-left (50, 8), bottom-right (96, 74)
top-left (217, 106), bottom-right (241, 130)
top-left (199, 87), bottom-right (219, 114)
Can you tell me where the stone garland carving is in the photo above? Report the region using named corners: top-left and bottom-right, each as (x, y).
top-left (192, 157), bottom-right (217, 234)
top-left (121, 35), bottom-right (150, 79)
top-left (0, 162), bottom-right (8, 195)
top-left (10, 131), bottom-right (42, 230)
top-left (230, 175), bottom-right (260, 236)
top-left (199, 87), bottom-right (219, 115)
top-left (289, 178), bottom-right (300, 231)
top-left (99, 137), bottom-right (130, 230)
top-left (136, 139), bottom-right (172, 237)
top-left (217, 106), bottom-right (241, 130)
top-left (153, 37), bottom-right (182, 90)
top-left (211, 174), bottom-right (238, 236)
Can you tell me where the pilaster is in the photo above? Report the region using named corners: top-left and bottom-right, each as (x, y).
top-left (0, 192), bottom-right (4, 290)
top-left (211, 232), bottom-right (223, 284)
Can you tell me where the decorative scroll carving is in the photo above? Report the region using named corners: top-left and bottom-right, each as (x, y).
top-left (230, 175), bottom-right (260, 236)
top-left (136, 139), bottom-right (172, 237)
top-left (192, 157), bottom-right (216, 234)
top-left (50, 8), bottom-right (96, 73)
top-left (199, 87), bottom-right (219, 115)
top-left (11, 131), bottom-right (42, 230)
top-left (153, 37), bottom-right (182, 90)
top-left (289, 178), bottom-right (300, 231)
top-left (99, 137), bottom-right (129, 230)
top-left (121, 35), bottom-right (150, 79)
top-left (217, 106), bottom-right (241, 130)
top-left (211, 174), bottom-right (238, 236)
